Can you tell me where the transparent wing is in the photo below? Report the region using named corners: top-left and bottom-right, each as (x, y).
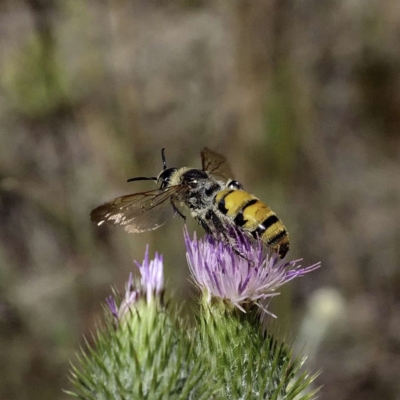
top-left (90, 186), bottom-right (183, 233)
top-left (201, 147), bottom-right (234, 179)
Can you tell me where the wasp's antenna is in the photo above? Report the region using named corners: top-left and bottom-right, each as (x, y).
top-left (127, 176), bottom-right (157, 182)
top-left (161, 148), bottom-right (167, 170)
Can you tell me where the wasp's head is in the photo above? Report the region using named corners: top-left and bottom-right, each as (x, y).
top-left (157, 167), bottom-right (178, 190)
top-left (156, 148), bottom-right (177, 190)
top-left (127, 148), bottom-right (174, 188)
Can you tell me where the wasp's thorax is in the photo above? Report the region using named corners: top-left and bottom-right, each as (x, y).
top-left (162, 167), bottom-right (222, 207)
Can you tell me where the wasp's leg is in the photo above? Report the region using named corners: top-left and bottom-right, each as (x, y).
top-left (277, 242), bottom-right (289, 259)
top-left (171, 199), bottom-right (186, 221)
top-left (227, 179), bottom-right (244, 190)
top-left (204, 209), bottom-right (225, 237)
top-left (204, 210), bottom-right (249, 260)
top-left (197, 217), bottom-right (213, 235)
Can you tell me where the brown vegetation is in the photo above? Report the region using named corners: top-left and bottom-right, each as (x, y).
top-left (0, 1), bottom-right (399, 399)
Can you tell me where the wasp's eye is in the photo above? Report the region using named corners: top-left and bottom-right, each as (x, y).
top-left (189, 179), bottom-right (198, 188)
top-left (158, 167), bottom-right (177, 190)
top-left (160, 181), bottom-right (168, 190)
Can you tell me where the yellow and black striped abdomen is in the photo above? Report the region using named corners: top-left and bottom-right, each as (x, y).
top-left (214, 189), bottom-right (290, 258)
top-left (215, 189), bottom-right (257, 217)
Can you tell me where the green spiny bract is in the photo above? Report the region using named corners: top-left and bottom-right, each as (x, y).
top-left (67, 298), bottom-right (216, 400)
top-left (195, 302), bottom-right (320, 400)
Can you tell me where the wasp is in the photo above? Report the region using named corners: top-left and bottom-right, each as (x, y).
top-left (90, 148), bottom-right (289, 258)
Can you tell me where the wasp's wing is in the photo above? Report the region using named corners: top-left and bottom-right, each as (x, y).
top-left (90, 186), bottom-right (183, 233)
top-left (201, 147), bottom-right (234, 179)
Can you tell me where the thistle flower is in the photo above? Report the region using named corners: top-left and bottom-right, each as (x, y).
top-left (184, 228), bottom-right (320, 314)
top-left (69, 246), bottom-right (219, 400)
top-left (107, 246), bottom-right (164, 321)
top-left (69, 235), bottom-right (320, 400)
top-left (136, 246), bottom-right (164, 303)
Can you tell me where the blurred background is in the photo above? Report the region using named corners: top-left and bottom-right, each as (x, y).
top-left (0, 0), bottom-right (399, 399)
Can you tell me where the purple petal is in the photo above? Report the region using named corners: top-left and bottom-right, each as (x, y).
top-left (184, 227), bottom-right (320, 314)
